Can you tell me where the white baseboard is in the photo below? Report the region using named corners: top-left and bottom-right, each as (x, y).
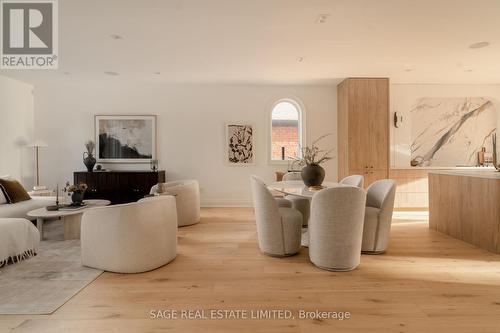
top-left (201, 199), bottom-right (252, 208)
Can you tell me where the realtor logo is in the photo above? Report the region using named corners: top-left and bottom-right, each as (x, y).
top-left (1, 0), bottom-right (58, 69)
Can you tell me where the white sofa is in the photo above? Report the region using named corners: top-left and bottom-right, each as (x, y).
top-left (0, 196), bottom-right (56, 220)
top-left (0, 218), bottom-right (40, 267)
top-left (81, 196), bottom-right (178, 273)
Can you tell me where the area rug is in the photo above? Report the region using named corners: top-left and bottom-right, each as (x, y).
top-left (0, 221), bottom-right (103, 314)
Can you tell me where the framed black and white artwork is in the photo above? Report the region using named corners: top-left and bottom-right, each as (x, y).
top-left (95, 115), bottom-right (156, 163)
top-left (226, 124), bottom-right (254, 165)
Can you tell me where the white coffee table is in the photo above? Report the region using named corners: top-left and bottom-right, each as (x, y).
top-left (27, 199), bottom-right (110, 240)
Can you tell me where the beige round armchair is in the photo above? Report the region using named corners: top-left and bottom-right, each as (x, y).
top-left (81, 196), bottom-right (178, 273)
top-left (309, 186), bottom-right (367, 271)
top-left (151, 180), bottom-right (200, 227)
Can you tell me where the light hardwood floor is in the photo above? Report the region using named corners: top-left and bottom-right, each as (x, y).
top-left (2, 208), bottom-right (500, 333)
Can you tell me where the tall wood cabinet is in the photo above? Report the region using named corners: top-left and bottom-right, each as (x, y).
top-left (337, 78), bottom-right (389, 187)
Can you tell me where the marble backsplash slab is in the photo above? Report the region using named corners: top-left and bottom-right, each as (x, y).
top-left (410, 97), bottom-right (496, 167)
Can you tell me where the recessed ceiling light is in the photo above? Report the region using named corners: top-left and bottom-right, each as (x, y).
top-left (63, 71), bottom-right (70, 75)
top-left (316, 14), bottom-right (330, 24)
top-left (104, 71), bottom-right (119, 76)
top-left (465, 68), bottom-right (474, 72)
top-left (153, 72), bottom-right (161, 75)
top-left (110, 34), bottom-right (123, 40)
top-left (297, 57), bottom-right (304, 63)
top-left (404, 68), bottom-right (413, 72)
top-left (469, 41), bottom-right (490, 49)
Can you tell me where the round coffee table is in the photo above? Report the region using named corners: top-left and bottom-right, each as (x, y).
top-left (27, 199), bottom-right (110, 240)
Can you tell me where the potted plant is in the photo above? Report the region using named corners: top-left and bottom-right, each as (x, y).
top-left (83, 140), bottom-right (96, 172)
top-left (290, 134), bottom-right (334, 189)
top-left (63, 181), bottom-right (88, 205)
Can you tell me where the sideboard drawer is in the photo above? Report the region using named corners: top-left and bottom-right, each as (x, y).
top-left (74, 171), bottom-right (165, 204)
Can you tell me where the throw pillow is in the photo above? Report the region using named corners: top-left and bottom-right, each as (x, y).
top-left (0, 187), bottom-right (7, 204)
top-left (0, 179), bottom-right (31, 204)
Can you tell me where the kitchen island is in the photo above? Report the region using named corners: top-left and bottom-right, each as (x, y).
top-left (429, 170), bottom-right (500, 253)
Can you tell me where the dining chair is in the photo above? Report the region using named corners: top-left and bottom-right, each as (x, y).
top-left (282, 171), bottom-right (310, 226)
top-left (362, 179), bottom-right (396, 254)
top-left (339, 175), bottom-right (364, 188)
top-left (309, 186), bottom-right (367, 271)
top-left (250, 175), bottom-right (303, 257)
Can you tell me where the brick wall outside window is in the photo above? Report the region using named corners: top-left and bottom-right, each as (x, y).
top-left (272, 125), bottom-right (299, 160)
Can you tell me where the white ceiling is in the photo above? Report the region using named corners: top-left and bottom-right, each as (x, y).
top-left (2, 0), bottom-right (500, 85)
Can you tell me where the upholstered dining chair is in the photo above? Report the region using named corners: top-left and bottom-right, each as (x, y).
top-left (252, 177), bottom-right (292, 208)
top-left (309, 186), bottom-right (366, 271)
top-left (339, 175), bottom-right (364, 188)
top-left (282, 171), bottom-right (310, 226)
top-left (362, 179), bottom-right (396, 254)
top-left (151, 180), bottom-right (200, 227)
top-left (250, 175), bottom-right (303, 257)
top-left (81, 196), bottom-right (178, 273)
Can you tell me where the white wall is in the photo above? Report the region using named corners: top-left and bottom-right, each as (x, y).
top-left (0, 76), bottom-right (34, 186)
top-left (390, 84), bottom-right (500, 168)
top-left (32, 81), bottom-right (337, 206)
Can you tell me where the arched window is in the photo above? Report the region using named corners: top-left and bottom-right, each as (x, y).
top-left (270, 99), bottom-right (304, 162)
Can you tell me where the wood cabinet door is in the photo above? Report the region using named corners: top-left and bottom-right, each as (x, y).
top-left (349, 169), bottom-right (369, 185)
top-left (364, 169), bottom-right (388, 187)
top-left (348, 169), bottom-right (387, 188)
top-left (347, 79), bottom-right (371, 170)
top-left (340, 78), bottom-right (389, 183)
top-left (367, 79), bottom-right (389, 170)
top-left (337, 80), bottom-right (349, 180)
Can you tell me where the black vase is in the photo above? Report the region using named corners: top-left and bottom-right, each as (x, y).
top-left (301, 164), bottom-right (325, 187)
top-left (71, 192), bottom-right (84, 205)
top-left (83, 152), bottom-right (96, 172)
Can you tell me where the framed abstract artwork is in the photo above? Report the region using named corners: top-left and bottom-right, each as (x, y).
top-left (226, 124), bottom-right (254, 165)
top-left (95, 115), bottom-right (156, 163)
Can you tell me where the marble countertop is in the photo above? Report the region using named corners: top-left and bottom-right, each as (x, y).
top-left (391, 166), bottom-right (496, 170)
top-left (428, 169), bottom-right (500, 179)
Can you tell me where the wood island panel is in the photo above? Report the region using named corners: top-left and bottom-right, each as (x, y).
top-left (389, 169), bottom-right (429, 209)
top-left (429, 171), bottom-right (500, 253)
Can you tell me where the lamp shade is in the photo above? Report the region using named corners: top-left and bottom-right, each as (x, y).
top-left (27, 140), bottom-right (48, 148)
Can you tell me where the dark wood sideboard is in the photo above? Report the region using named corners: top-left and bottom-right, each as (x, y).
top-left (74, 170), bottom-right (165, 204)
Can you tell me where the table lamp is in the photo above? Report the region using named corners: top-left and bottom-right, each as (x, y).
top-left (27, 140), bottom-right (48, 191)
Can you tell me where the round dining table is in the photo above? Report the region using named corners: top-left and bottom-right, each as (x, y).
top-left (267, 180), bottom-right (344, 247)
top-left (268, 180), bottom-right (342, 198)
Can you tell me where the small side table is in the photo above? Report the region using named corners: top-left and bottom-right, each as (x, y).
top-left (28, 190), bottom-right (55, 197)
